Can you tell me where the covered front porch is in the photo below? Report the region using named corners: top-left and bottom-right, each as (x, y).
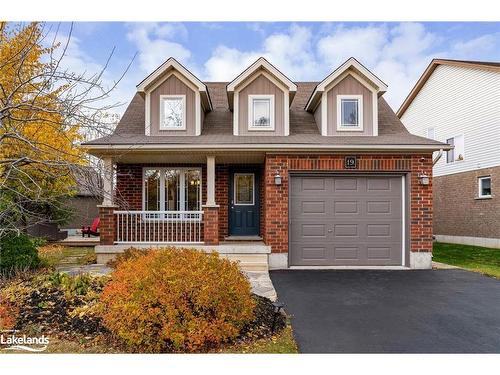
top-left (95, 150), bottom-right (271, 269)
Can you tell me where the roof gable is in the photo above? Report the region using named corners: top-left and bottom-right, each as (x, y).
top-left (136, 57), bottom-right (212, 110)
top-left (305, 57), bottom-right (388, 112)
top-left (397, 58), bottom-right (500, 118)
top-left (226, 57), bottom-right (297, 93)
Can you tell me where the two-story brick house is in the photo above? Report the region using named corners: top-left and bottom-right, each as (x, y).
top-left (398, 59), bottom-right (500, 249)
top-left (84, 56), bottom-right (448, 270)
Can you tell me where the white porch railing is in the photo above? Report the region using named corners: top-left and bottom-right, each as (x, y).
top-left (114, 211), bottom-right (204, 244)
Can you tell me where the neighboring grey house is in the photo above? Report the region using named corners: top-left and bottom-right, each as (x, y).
top-left (398, 59), bottom-right (500, 248)
top-left (62, 166), bottom-right (102, 230)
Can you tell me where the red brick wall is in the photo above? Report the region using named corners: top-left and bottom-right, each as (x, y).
top-left (264, 154), bottom-right (434, 254)
top-left (203, 206), bottom-right (219, 245)
top-left (215, 165), bottom-right (229, 240)
top-left (98, 205), bottom-right (116, 245)
top-left (433, 166), bottom-right (500, 239)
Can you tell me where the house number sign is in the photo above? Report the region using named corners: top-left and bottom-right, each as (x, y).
top-left (344, 156), bottom-right (357, 169)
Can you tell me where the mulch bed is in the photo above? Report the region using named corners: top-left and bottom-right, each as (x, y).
top-left (5, 273), bottom-right (285, 352)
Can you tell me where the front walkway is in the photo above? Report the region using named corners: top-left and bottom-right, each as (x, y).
top-left (57, 264), bottom-right (277, 301)
top-left (271, 269), bottom-right (500, 353)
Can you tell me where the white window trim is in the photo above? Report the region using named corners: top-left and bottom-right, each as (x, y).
top-left (248, 94), bottom-right (275, 131)
top-left (446, 134), bottom-right (465, 164)
top-left (159, 94), bottom-right (186, 131)
top-left (234, 173), bottom-right (255, 206)
top-left (336, 94), bottom-right (364, 132)
top-left (426, 127), bottom-right (435, 140)
top-left (142, 167), bottom-right (202, 214)
top-left (478, 176), bottom-right (492, 198)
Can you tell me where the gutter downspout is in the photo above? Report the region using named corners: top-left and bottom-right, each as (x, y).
top-left (433, 149), bottom-right (443, 166)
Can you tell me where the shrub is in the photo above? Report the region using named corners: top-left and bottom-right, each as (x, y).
top-left (100, 247), bottom-right (256, 352)
top-left (106, 247), bottom-right (152, 268)
top-left (38, 244), bottom-right (65, 267)
top-left (0, 233), bottom-right (40, 276)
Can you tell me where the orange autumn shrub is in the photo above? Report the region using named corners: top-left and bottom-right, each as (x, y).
top-left (100, 247), bottom-right (255, 352)
top-left (0, 301), bottom-right (18, 330)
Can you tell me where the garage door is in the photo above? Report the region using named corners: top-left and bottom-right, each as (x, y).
top-left (290, 175), bottom-right (404, 266)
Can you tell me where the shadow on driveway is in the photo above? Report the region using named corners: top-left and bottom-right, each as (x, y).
top-left (270, 269), bottom-right (500, 353)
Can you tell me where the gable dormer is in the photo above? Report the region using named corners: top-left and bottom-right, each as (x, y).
top-left (137, 58), bottom-right (212, 136)
top-left (305, 57), bottom-right (387, 136)
top-left (227, 57), bottom-right (297, 136)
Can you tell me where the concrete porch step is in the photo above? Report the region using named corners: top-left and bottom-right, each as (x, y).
top-left (221, 253), bottom-right (268, 272)
top-left (224, 235), bottom-right (263, 242)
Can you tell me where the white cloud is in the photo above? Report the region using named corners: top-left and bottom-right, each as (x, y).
top-left (450, 33), bottom-right (499, 59)
top-left (204, 24), bottom-right (318, 81)
top-left (317, 24), bottom-right (388, 68)
top-left (126, 22), bottom-right (192, 73)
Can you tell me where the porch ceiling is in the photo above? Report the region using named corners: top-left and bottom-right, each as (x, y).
top-left (105, 150), bottom-right (266, 164)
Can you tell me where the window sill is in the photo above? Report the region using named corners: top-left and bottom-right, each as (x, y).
top-left (247, 126), bottom-right (275, 132)
top-left (475, 196), bottom-right (492, 200)
top-left (336, 126), bottom-right (364, 132)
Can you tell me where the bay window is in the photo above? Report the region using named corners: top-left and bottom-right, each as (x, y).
top-left (143, 168), bottom-right (201, 219)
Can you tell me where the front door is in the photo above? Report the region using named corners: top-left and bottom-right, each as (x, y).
top-left (229, 170), bottom-right (260, 236)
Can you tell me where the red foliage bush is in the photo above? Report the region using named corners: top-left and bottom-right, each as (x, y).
top-left (100, 247), bottom-right (255, 352)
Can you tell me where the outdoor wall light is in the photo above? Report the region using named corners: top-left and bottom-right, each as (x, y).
top-left (419, 173), bottom-right (430, 185)
top-left (274, 173), bottom-right (282, 186)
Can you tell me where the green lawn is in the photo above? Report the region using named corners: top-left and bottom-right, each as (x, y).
top-left (433, 242), bottom-right (500, 279)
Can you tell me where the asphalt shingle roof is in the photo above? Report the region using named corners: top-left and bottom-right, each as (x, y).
top-left (85, 82), bottom-right (445, 148)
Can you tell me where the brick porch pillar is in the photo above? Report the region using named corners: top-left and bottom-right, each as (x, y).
top-left (98, 205), bottom-right (117, 245)
top-left (203, 205), bottom-right (219, 245)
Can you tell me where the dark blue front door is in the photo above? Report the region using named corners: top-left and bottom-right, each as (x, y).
top-left (229, 170), bottom-right (260, 236)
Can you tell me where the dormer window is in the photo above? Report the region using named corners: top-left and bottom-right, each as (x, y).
top-left (337, 94), bottom-right (363, 131)
top-left (248, 94), bottom-right (275, 130)
top-left (160, 95), bottom-right (186, 130)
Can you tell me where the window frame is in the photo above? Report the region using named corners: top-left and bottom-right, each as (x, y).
top-left (478, 176), bottom-right (492, 199)
top-left (159, 94), bottom-right (186, 131)
top-left (233, 173), bottom-right (255, 206)
top-left (248, 94), bottom-right (275, 131)
top-left (446, 134), bottom-right (465, 164)
top-left (142, 167), bottom-right (202, 220)
top-left (336, 94), bottom-right (364, 131)
top-left (426, 127), bottom-right (435, 140)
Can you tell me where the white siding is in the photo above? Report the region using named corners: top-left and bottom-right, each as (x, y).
top-left (401, 65), bottom-right (500, 177)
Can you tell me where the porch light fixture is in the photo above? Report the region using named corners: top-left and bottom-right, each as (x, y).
top-left (419, 173), bottom-right (430, 185)
top-left (274, 173), bottom-right (282, 186)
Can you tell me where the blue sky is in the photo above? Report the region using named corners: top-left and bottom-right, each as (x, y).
top-left (47, 22), bottom-right (500, 114)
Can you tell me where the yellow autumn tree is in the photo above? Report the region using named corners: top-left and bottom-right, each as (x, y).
top-left (0, 22), bottom-right (105, 233)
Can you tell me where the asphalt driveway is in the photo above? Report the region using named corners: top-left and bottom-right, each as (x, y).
top-left (270, 269), bottom-right (500, 353)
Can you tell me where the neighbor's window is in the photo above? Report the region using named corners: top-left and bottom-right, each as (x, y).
top-left (248, 95), bottom-right (274, 130)
top-left (426, 127), bottom-right (435, 140)
top-left (143, 168), bottom-right (201, 213)
top-left (160, 95), bottom-right (185, 130)
top-left (446, 135), bottom-right (465, 163)
top-left (478, 176), bottom-right (492, 198)
top-left (337, 95), bottom-right (363, 130)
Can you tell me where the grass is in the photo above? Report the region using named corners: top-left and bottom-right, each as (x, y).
top-left (38, 245), bottom-right (96, 267)
top-left (223, 324), bottom-right (299, 354)
top-left (3, 325), bottom-right (299, 354)
top-left (433, 242), bottom-right (500, 279)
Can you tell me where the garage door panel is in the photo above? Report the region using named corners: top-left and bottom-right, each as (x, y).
top-left (290, 175), bottom-right (404, 266)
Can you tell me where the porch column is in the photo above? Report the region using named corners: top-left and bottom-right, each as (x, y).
top-left (203, 155), bottom-right (219, 245)
top-left (97, 157), bottom-right (117, 246)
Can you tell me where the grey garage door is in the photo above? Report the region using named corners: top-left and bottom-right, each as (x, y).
top-left (290, 175), bottom-right (404, 266)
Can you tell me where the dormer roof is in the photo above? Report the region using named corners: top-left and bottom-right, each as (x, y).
top-left (226, 57), bottom-right (297, 110)
top-left (136, 57), bottom-right (213, 111)
top-left (305, 57), bottom-right (388, 112)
